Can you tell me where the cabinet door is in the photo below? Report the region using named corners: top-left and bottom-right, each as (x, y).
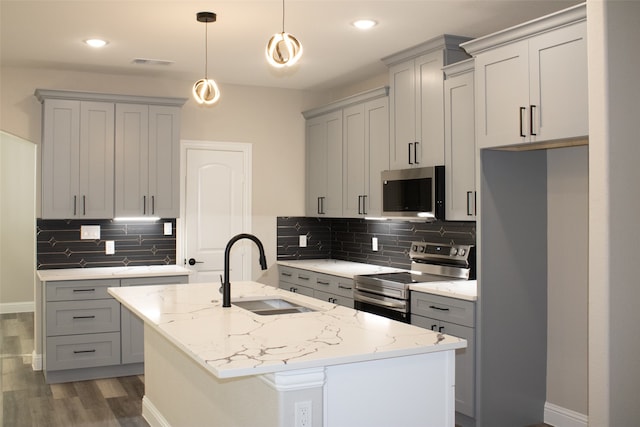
top-left (79, 102), bottom-right (115, 218)
top-left (115, 104), bottom-right (149, 217)
top-left (475, 40), bottom-right (530, 149)
top-left (389, 60), bottom-right (417, 169)
top-left (528, 21), bottom-right (588, 142)
top-left (41, 99), bottom-right (80, 218)
top-left (342, 104), bottom-right (366, 217)
top-left (148, 106), bottom-right (181, 218)
top-left (305, 111), bottom-right (342, 217)
top-left (416, 51), bottom-right (445, 166)
top-left (444, 70), bottom-right (476, 220)
top-left (365, 97), bottom-right (390, 217)
top-left (120, 275), bottom-right (188, 364)
top-left (439, 321), bottom-right (475, 417)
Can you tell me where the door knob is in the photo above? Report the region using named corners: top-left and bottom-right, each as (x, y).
top-left (187, 258), bottom-right (203, 266)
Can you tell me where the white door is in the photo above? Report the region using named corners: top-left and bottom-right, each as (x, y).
top-left (181, 141), bottom-right (251, 284)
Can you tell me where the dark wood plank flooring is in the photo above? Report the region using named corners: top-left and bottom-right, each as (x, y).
top-left (1, 312), bottom-right (148, 427)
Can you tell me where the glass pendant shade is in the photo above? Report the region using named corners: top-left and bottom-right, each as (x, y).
top-left (266, 32), bottom-right (303, 68)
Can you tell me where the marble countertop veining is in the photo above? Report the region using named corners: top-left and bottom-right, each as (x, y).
top-left (276, 259), bottom-right (405, 278)
top-left (410, 280), bottom-right (478, 302)
top-left (37, 265), bottom-right (191, 282)
top-left (108, 281), bottom-right (466, 380)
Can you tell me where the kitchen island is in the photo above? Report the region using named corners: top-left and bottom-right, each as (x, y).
top-left (108, 281), bottom-right (466, 427)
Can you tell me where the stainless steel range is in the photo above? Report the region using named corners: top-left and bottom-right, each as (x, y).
top-left (353, 241), bottom-right (475, 323)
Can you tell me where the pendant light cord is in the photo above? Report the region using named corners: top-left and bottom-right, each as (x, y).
top-left (204, 21), bottom-right (209, 80)
top-left (281, 0), bottom-right (285, 33)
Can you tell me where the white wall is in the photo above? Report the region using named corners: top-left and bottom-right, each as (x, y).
top-left (587, 1), bottom-right (640, 425)
top-left (0, 131), bottom-right (36, 312)
top-left (546, 146), bottom-right (588, 416)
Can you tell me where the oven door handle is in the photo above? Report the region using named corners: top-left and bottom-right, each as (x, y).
top-left (354, 292), bottom-right (406, 310)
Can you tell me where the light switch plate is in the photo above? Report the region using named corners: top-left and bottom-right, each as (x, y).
top-left (164, 222), bottom-right (172, 236)
top-left (105, 240), bottom-right (115, 255)
top-left (80, 225), bottom-right (100, 240)
top-left (299, 235), bottom-right (307, 247)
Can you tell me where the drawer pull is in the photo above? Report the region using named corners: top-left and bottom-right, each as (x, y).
top-left (429, 305), bottom-right (450, 311)
top-left (72, 315), bottom-right (96, 320)
top-left (72, 288), bottom-right (96, 293)
top-left (317, 280), bottom-right (330, 286)
top-left (299, 276), bottom-right (310, 281)
top-left (338, 285), bottom-right (352, 290)
top-left (73, 349), bottom-right (96, 354)
top-left (281, 272), bottom-right (292, 277)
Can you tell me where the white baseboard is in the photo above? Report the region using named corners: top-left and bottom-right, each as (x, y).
top-left (0, 301), bottom-right (34, 314)
top-left (31, 351), bottom-right (42, 371)
top-left (545, 402), bottom-right (588, 427)
top-left (142, 396), bottom-right (172, 427)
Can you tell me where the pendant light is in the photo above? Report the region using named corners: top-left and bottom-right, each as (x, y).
top-left (192, 11), bottom-right (221, 105)
top-left (266, 0), bottom-right (303, 68)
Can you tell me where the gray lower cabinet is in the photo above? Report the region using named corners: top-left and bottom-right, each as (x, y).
top-left (43, 275), bottom-right (188, 383)
top-left (120, 275), bottom-right (189, 364)
top-left (278, 266), bottom-right (354, 308)
top-left (411, 292), bottom-right (476, 419)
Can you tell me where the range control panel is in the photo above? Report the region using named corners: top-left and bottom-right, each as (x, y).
top-left (409, 241), bottom-right (473, 261)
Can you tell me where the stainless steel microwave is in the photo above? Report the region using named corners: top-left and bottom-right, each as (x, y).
top-left (381, 166), bottom-right (445, 220)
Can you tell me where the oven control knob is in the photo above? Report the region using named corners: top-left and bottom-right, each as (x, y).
top-left (450, 247), bottom-right (458, 255)
top-left (458, 248), bottom-right (466, 256)
top-left (412, 245), bottom-right (418, 252)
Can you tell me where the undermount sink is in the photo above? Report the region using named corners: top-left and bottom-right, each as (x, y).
top-left (233, 298), bottom-right (317, 316)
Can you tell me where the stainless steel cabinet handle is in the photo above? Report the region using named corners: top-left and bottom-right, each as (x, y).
top-left (358, 195), bottom-right (363, 215)
top-left (362, 195), bottom-right (367, 215)
top-left (530, 105), bottom-right (537, 136)
top-left (519, 107), bottom-right (527, 137)
top-left (467, 191), bottom-right (475, 216)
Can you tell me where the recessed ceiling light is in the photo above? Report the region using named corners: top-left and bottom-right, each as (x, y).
top-left (352, 19), bottom-right (378, 30)
top-left (84, 38), bottom-right (108, 48)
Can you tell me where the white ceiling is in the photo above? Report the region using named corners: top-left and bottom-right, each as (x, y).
top-left (1, 1), bottom-right (581, 91)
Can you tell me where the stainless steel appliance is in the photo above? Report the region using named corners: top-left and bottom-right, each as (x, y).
top-left (353, 241), bottom-right (475, 323)
top-left (381, 166), bottom-right (445, 220)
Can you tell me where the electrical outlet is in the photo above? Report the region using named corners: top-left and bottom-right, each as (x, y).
top-left (80, 225), bottom-right (100, 240)
top-left (299, 235), bottom-right (307, 248)
top-left (372, 237), bottom-right (378, 251)
top-left (163, 222), bottom-right (172, 236)
top-left (105, 240), bottom-right (115, 255)
top-left (294, 401), bottom-right (312, 427)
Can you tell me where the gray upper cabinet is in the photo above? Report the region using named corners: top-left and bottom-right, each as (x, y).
top-left (383, 35), bottom-right (471, 169)
top-left (115, 104), bottom-right (181, 218)
top-left (462, 4), bottom-right (587, 149)
top-left (35, 89), bottom-right (186, 220)
top-left (443, 59), bottom-right (476, 220)
top-left (40, 99), bottom-right (115, 219)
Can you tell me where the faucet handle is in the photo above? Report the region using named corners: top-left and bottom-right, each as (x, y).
top-left (219, 274), bottom-right (224, 295)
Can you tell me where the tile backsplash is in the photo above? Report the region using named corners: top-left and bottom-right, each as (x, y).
top-left (277, 217), bottom-right (476, 270)
top-left (37, 219), bottom-right (176, 269)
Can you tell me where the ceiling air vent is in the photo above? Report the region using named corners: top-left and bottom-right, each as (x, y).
top-left (132, 58), bottom-right (174, 66)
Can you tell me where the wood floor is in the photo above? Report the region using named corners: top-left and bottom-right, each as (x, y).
top-left (1, 312), bottom-right (148, 427)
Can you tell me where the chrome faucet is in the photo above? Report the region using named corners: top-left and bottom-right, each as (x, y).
top-left (221, 233), bottom-right (268, 307)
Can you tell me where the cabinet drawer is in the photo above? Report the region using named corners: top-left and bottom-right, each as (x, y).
top-left (46, 279), bottom-right (120, 301)
top-left (279, 267), bottom-right (316, 287)
top-left (411, 292), bottom-right (475, 327)
top-left (46, 332), bottom-right (121, 371)
top-left (121, 275), bottom-right (189, 287)
top-left (282, 284), bottom-right (315, 298)
top-left (315, 273), bottom-right (354, 298)
top-left (46, 299), bottom-right (121, 336)
top-left (314, 290), bottom-right (354, 308)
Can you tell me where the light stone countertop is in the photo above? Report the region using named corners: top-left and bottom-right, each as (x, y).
top-left (108, 281), bottom-right (466, 379)
top-left (37, 265), bottom-right (191, 282)
top-left (410, 280), bottom-right (478, 302)
top-left (276, 259), bottom-right (405, 278)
